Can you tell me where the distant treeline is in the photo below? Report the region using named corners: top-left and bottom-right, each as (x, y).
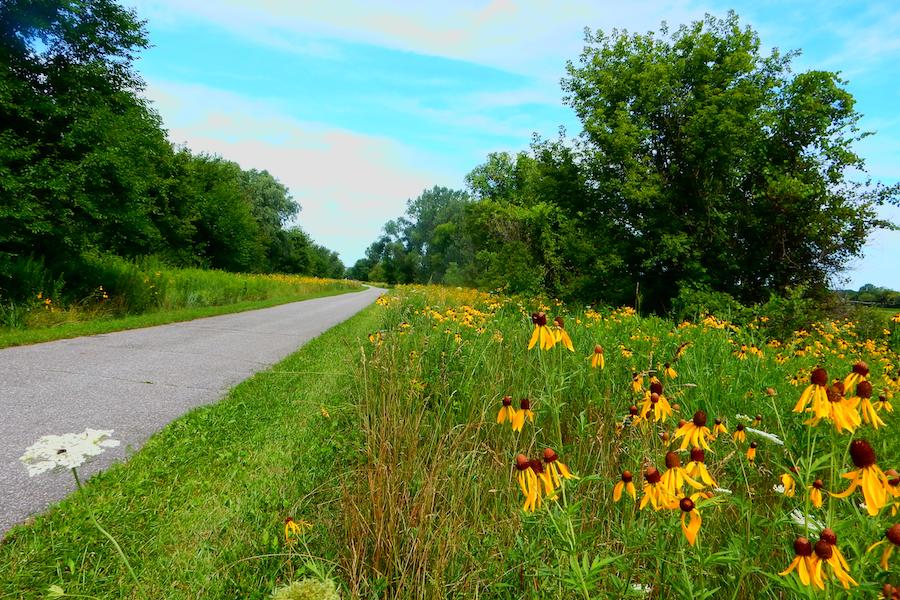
top-left (352, 14), bottom-right (897, 313)
top-left (838, 285), bottom-right (900, 308)
top-left (0, 0), bottom-right (343, 302)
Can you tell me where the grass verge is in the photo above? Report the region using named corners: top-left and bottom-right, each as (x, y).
top-left (0, 286), bottom-right (362, 350)
top-left (0, 303), bottom-right (382, 599)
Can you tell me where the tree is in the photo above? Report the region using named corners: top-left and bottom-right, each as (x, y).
top-left (563, 12), bottom-right (896, 310)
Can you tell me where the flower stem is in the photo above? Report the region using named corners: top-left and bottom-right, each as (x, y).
top-left (71, 468), bottom-right (143, 595)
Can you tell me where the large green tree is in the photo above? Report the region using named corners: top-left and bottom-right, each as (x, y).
top-left (563, 12), bottom-right (896, 309)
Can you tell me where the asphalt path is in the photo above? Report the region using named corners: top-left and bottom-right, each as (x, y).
top-left (0, 285), bottom-right (384, 535)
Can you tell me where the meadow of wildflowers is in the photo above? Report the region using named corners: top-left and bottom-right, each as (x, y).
top-left (338, 285), bottom-right (900, 598)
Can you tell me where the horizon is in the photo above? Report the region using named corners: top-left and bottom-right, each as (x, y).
top-left (127, 0), bottom-right (900, 290)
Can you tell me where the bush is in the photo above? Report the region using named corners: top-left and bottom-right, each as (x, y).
top-left (670, 284), bottom-right (747, 323)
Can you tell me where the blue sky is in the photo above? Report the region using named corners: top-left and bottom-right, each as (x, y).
top-left (127, 0), bottom-right (899, 289)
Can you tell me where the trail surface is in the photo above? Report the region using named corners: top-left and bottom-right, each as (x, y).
top-left (0, 286), bottom-right (383, 535)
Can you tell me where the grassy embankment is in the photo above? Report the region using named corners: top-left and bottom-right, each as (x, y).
top-left (0, 259), bottom-right (363, 349)
top-left (2, 285), bottom-right (899, 598)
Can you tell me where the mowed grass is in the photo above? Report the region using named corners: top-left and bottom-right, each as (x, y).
top-left (3, 284), bottom-right (899, 599)
top-left (0, 304), bottom-right (381, 598)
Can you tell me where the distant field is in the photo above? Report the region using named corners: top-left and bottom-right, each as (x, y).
top-left (2, 284), bottom-right (898, 598)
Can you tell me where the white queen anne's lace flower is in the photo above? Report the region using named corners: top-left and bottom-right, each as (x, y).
top-left (746, 427), bottom-right (784, 445)
top-left (20, 429), bottom-right (120, 477)
top-left (788, 509), bottom-right (825, 533)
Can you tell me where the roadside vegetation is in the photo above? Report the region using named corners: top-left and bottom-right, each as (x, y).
top-left (3, 285), bottom-right (899, 598)
top-left (0, 255), bottom-right (361, 348)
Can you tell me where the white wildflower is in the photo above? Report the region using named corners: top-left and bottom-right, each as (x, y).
top-left (20, 429), bottom-right (120, 477)
top-left (746, 427), bottom-right (784, 445)
top-left (788, 509), bottom-right (825, 533)
top-left (773, 484), bottom-right (786, 494)
top-left (735, 414), bottom-right (752, 422)
top-left (713, 487), bottom-right (733, 495)
top-left (630, 583), bottom-right (653, 596)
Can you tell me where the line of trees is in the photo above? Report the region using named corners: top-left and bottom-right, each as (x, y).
top-left (0, 0), bottom-right (343, 301)
top-left (352, 13), bottom-right (897, 312)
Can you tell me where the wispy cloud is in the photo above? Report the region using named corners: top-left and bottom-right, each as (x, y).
top-left (145, 80), bottom-right (457, 263)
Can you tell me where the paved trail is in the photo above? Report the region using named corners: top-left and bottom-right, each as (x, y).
top-left (0, 286), bottom-right (383, 535)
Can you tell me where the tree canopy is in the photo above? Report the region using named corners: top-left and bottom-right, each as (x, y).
top-left (357, 13), bottom-right (896, 312)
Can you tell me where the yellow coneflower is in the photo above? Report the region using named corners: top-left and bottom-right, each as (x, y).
top-left (813, 530), bottom-right (858, 590)
top-left (661, 451), bottom-right (704, 496)
top-left (809, 479), bottom-right (825, 508)
top-left (531, 457), bottom-right (555, 498)
top-left (753, 414), bottom-right (763, 427)
top-left (735, 344), bottom-right (749, 360)
top-left (794, 367), bottom-right (829, 413)
top-left (832, 439), bottom-right (891, 516)
top-left (868, 524), bottom-right (900, 571)
top-left (640, 467), bottom-right (675, 511)
top-left (552, 317), bottom-right (575, 352)
top-left (674, 341), bottom-right (690, 361)
top-left (542, 448), bottom-right (578, 490)
top-left (806, 381), bottom-right (860, 433)
top-left (645, 382), bottom-right (673, 422)
top-left (589, 345), bottom-right (605, 369)
top-left (496, 395), bottom-right (517, 425)
top-left (511, 398), bottom-right (535, 432)
top-left (854, 381), bottom-right (886, 429)
top-left (685, 448), bottom-right (717, 487)
top-left (514, 454), bottom-right (541, 512)
top-left (733, 423), bottom-right (747, 444)
top-left (673, 411), bottom-right (712, 451)
top-left (779, 472), bottom-right (796, 498)
top-left (712, 417), bottom-right (728, 438)
top-left (663, 362), bottom-right (677, 379)
top-left (613, 470), bottom-right (636, 502)
top-left (679, 495), bottom-right (703, 546)
top-left (631, 372), bottom-right (644, 393)
top-left (876, 394), bottom-right (894, 413)
top-left (779, 537), bottom-right (815, 587)
top-left (746, 441), bottom-right (758, 462)
top-left (619, 405), bottom-right (641, 430)
top-left (284, 517), bottom-right (309, 545)
top-left (843, 360), bottom-right (870, 393)
top-left (528, 312), bottom-right (556, 351)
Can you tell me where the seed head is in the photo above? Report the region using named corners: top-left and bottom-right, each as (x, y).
top-left (629, 405), bottom-right (639, 416)
top-left (665, 451), bottom-right (681, 469)
top-left (856, 380), bottom-right (873, 399)
top-left (692, 411), bottom-right (707, 427)
top-left (810, 368), bottom-right (828, 387)
top-left (543, 448), bottom-right (558, 463)
top-left (621, 470), bottom-right (633, 483)
top-left (650, 393), bottom-right (659, 405)
top-left (814, 540), bottom-right (833, 560)
top-left (679, 497), bottom-right (695, 513)
top-left (749, 441), bottom-right (758, 449)
top-left (644, 467), bottom-right (661, 484)
top-left (736, 423), bottom-right (745, 432)
top-left (554, 316), bottom-right (565, 328)
top-left (849, 439), bottom-right (876, 469)
top-left (515, 454), bottom-right (529, 470)
top-left (650, 381), bottom-right (663, 395)
top-left (520, 398), bottom-right (531, 410)
top-left (852, 361), bottom-right (870, 377)
top-left (820, 528), bottom-right (837, 545)
top-left (766, 387), bottom-right (777, 397)
top-left (813, 479), bottom-right (824, 490)
top-left (594, 345), bottom-right (603, 354)
top-left (827, 384), bottom-right (844, 403)
top-left (529, 458), bottom-right (544, 474)
top-left (502, 395), bottom-right (512, 407)
top-left (887, 524), bottom-right (900, 546)
top-left (690, 448), bottom-right (705, 463)
top-left (793, 537), bottom-right (813, 557)
top-left (531, 312), bottom-right (547, 326)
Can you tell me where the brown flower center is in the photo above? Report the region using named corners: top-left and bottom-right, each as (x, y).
top-left (690, 448), bottom-right (705, 463)
top-left (644, 467), bottom-right (661, 484)
top-left (820, 528), bottom-right (837, 545)
top-left (502, 395), bottom-right (512, 407)
top-left (621, 470), bottom-right (633, 483)
top-left (515, 454), bottom-right (529, 471)
top-left (532, 312), bottom-right (547, 326)
top-left (594, 345), bottom-right (603, 354)
top-left (813, 479), bottom-right (824, 490)
top-left (693, 411), bottom-right (707, 427)
top-left (650, 381), bottom-right (663, 395)
top-left (679, 497), bottom-right (695, 513)
top-left (554, 316), bottom-right (565, 328)
top-left (543, 448), bottom-right (558, 463)
top-left (887, 524), bottom-right (900, 546)
top-left (856, 380), bottom-right (873, 399)
top-left (849, 439), bottom-right (876, 469)
top-left (813, 540), bottom-right (833, 560)
top-left (852, 361), bottom-right (870, 377)
top-left (793, 537), bottom-right (812, 557)
top-left (650, 393), bottom-right (659, 405)
top-left (665, 451), bottom-right (681, 469)
top-left (529, 458), bottom-right (544, 474)
top-left (810, 368), bottom-right (828, 387)
top-left (520, 398), bottom-right (531, 410)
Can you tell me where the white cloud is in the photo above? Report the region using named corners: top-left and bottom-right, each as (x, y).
top-left (145, 80), bottom-right (457, 263)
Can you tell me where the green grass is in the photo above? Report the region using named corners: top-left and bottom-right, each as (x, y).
top-left (4, 285), bottom-right (899, 599)
top-left (0, 304), bottom-right (382, 599)
top-left (0, 286), bottom-right (361, 349)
